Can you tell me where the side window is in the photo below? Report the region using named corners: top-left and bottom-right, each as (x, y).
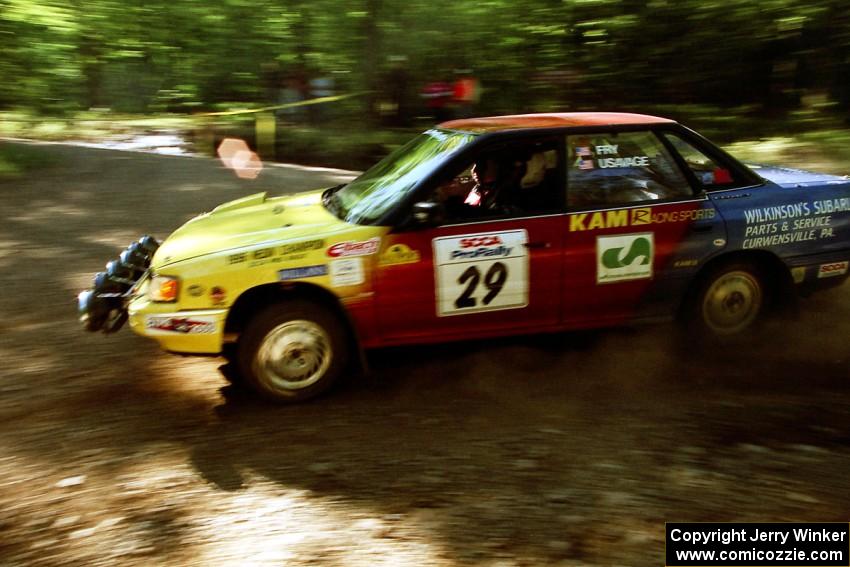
top-left (661, 132), bottom-right (742, 189)
top-left (566, 131), bottom-right (693, 209)
top-left (433, 139), bottom-right (562, 223)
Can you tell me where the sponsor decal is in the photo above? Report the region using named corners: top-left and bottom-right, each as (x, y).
top-left (210, 286), bottom-right (227, 304)
top-left (714, 238), bottom-right (727, 247)
top-left (631, 208), bottom-right (652, 225)
top-left (817, 261), bottom-right (848, 279)
top-left (379, 243), bottom-right (421, 266)
top-left (278, 265), bottom-right (328, 280)
top-left (449, 236), bottom-right (513, 261)
top-left (744, 199), bottom-right (850, 224)
top-left (569, 207), bottom-right (716, 231)
top-left (227, 240), bottom-right (326, 267)
top-left (253, 247), bottom-right (274, 260)
top-left (596, 233), bottom-right (654, 283)
top-left (673, 259), bottom-right (698, 268)
top-left (791, 266), bottom-right (807, 284)
top-left (813, 197), bottom-right (850, 214)
top-left (741, 199), bottom-right (845, 249)
top-left (145, 316), bottom-right (216, 334)
top-left (227, 252), bottom-right (247, 264)
top-left (330, 258), bottom-right (365, 286)
top-left (187, 284), bottom-right (205, 297)
top-left (433, 230), bottom-right (529, 316)
top-left (327, 237), bottom-right (381, 258)
top-left (280, 239), bottom-right (324, 256)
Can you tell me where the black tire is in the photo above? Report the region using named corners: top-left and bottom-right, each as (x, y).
top-left (221, 343), bottom-right (238, 363)
top-left (686, 261), bottom-right (766, 337)
top-left (236, 299), bottom-right (349, 403)
top-left (218, 344), bottom-right (244, 385)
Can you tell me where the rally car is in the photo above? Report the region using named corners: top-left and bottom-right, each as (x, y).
top-left (78, 112), bottom-right (850, 402)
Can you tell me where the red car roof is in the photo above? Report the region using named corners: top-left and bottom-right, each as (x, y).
top-left (438, 112), bottom-right (675, 133)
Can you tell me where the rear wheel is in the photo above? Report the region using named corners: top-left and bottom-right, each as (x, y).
top-left (689, 262), bottom-right (765, 336)
top-left (237, 300), bottom-right (348, 403)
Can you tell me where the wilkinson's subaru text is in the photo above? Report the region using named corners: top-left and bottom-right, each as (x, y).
top-left (78, 113), bottom-right (850, 402)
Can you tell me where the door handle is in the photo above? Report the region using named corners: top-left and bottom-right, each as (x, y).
top-left (524, 241), bottom-right (551, 249)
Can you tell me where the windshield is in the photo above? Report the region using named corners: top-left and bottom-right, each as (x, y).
top-left (333, 129), bottom-right (476, 224)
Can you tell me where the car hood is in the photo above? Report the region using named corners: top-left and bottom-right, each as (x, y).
top-left (151, 189), bottom-right (350, 268)
top-left (748, 164), bottom-right (849, 187)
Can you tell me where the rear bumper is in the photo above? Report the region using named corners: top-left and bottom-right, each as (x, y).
top-left (787, 254), bottom-right (850, 294)
top-left (127, 297), bottom-right (227, 354)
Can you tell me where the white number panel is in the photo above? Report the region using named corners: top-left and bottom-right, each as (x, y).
top-left (433, 230), bottom-right (529, 317)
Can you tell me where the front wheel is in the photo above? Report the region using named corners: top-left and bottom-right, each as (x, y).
top-left (689, 263), bottom-right (765, 336)
top-left (237, 300), bottom-right (349, 403)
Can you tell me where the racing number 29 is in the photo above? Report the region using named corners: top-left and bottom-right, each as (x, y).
top-left (455, 262), bottom-right (508, 309)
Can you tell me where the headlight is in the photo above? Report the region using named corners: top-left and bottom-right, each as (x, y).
top-left (149, 275), bottom-right (179, 302)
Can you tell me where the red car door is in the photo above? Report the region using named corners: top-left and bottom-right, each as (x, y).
top-left (374, 216), bottom-right (564, 344)
top-left (562, 129), bottom-right (727, 327)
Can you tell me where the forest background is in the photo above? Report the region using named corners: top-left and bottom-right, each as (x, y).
top-left (2, 0), bottom-right (850, 171)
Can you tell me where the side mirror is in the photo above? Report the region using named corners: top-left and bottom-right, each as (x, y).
top-left (411, 201), bottom-right (445, 227)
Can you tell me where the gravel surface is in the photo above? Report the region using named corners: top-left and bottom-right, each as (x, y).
top-left (1, 141), bottom-right (848, 566)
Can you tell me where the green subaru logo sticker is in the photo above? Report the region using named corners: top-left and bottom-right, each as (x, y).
top-left (596, 233), bottom-right (654, 283)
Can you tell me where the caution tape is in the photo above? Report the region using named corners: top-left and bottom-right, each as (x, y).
top-left (0, 92), bottom-right (368, 124)
top-left (197, 92), bottom-right (368, 117)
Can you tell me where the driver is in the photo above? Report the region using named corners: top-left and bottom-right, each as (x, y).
top-left (465, 155), bottom-right (525, 210)
top-left (464, 158), bottom-right (499, 207)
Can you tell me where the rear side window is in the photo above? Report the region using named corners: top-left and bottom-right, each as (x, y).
top-left (567, 131), bottom-right (693, 209)
top-left (660, 132), bottom-right (742, 189)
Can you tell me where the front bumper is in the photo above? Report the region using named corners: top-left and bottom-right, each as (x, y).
top-left (127, 298), bottom-right (227, 354)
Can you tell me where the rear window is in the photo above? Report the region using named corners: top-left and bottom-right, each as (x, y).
top-left (567, 131), bottom-right (693, 209)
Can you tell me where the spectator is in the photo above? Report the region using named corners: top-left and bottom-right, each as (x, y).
top-left (452, 69), bottom-right (480, 118)
top-left (421, 80), bottom-right (453, 122)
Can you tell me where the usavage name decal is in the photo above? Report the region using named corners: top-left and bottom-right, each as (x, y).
top-left (433, 230), bottom-right (528, 317)
top-left (574, 144), bottom-right (650, 170)
top-left (569, 207), bottom-right (715, 232)
top-left (596, 233), bottom-right (654, 283)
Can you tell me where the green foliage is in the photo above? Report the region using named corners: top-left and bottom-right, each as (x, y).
top-left (725, 130), bottom-right (850, 175)
top-left (273, 126), bottom-right (414, 170)
top-left (2, 0), bottom-right (850, 117)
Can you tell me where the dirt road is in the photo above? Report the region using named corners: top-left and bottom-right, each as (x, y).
top-left (1, 142), bottom-right (848, 566)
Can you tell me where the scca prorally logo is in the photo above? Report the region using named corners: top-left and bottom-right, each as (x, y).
top-left (596, 233), bottom-right (654, 283)
top-left (451, 235), bottom-right (513, 260)
top-left (459, 236), bottom-right (502, 248)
